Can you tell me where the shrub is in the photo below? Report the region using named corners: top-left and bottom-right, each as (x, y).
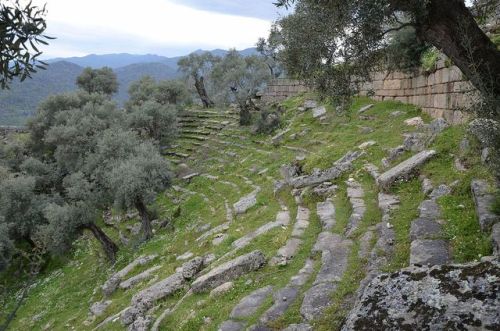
top-left (254, 109), bottom-right (281, 134)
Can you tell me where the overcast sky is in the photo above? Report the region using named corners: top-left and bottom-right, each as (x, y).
top-left (36, 0), bottom-right (288, 59)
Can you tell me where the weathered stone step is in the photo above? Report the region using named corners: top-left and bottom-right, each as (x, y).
top-left (179, 129), bottom-right (212, 136)
top-left (179, 135), bottom-right (208, 141)
top-left (316, 199), bottom-right (335, 231)
top-left (164, 151), bottom-right (189, 158)
top-left (233, 187), bottom-right (261, 215)
top-left (471, 179), bottom-right (499, 232)
top-left (292, 206), bottom-right (311, 238)
top-left (377, 150), bottom-right (436, 190)
top-left (345, 179), bottom-right (366, 237)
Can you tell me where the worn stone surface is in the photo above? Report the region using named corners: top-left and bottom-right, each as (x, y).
top-left (418, 199), bottom-right (441, 219)
top-left (377, 150), bottom-right (437, 190)
top-left (471, 179), bottom-right (499, 231)
top-left (283, 324), bottom-right (313, 331)
top-left (421, 177), bottom-right (434, 195)
top-left (404, 116), bottom-right (424, 126)
top-left (312, 182), bottom-right (337, 197)
top-left (233, 188), bottom-right (260, 214)
top-left (209, 282), bottom-right (234, 298)
top-left (219, 320), bottom-right (245, 331)
top-left (403, 132), bottom-right (427, 152)
top-left (358, 140), bottom-right (376, 149)
top-left (260, 287), bottom-right (299, 324)
top-left (303, 100), bottom-right (317, 109)
top-left (120, 266), bottom-right (161, 290)
top-left (128, 316), bottom-right (152, 331)
top-left (230, 285), bottom-right (273, 318)
top-left (270, 238), bottom-right (302, 266)
top-left (181, 257), bottom-right (205, 280)
top-left (410, 218), bottom-right (443, 241)
top-left (289, 259), bottom-right (314, 287)
top-left (300, 282), bottom-right (337, 321)
top-left (359, 230), bottom-right (374, 259)
top-left (290, 151), bottom-right (364, 188)
top-left (316, 200), bottom-right (335, 231)
top-left (232, 220), bottom-right (284, 250)
top-left (342, 261), bottom-right (500, 331)
top-left (90, 300), bottom-right (112, 317)
top-left (410, 239), bottom-right (450, 265)
top-left (358, 104), bottom-right (373, 114)
top-left (364, 163), bottom-right (380, 179)
top-left (102, 255), bottom-right (158, 296)
top-left (430, 184), bottom-right (451, 199)
top-left (492, 223), bottom-right (500, 256)
top-left (291, 206), bottom-right (310, 237)
top-left (176, 251), bottom-right (194, 261)
top-left (429, 117), bottom-right (449, 135)
top-left (191, 250), bottom-right (266, 293)
top-left (212, 233), bottom-right (228, 246)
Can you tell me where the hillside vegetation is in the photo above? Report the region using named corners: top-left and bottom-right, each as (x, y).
top-left (2, 95), bottom-right (495, 330)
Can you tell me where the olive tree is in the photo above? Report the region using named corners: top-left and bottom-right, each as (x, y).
top-left (76, 67), bottom-right (119, 96)
top-left (178, 52), bottom-right (219, 108)
top-left (212, 50), bottom-right (271, 125)
top-left (0, 0), bottom-right (53, 89)
top-left (256, 24), bottom-right (284, 78)
top-left (127, 76), bottom-right (191, 107)
top-left (276, 0), bottom-right (500, 115)
top-left (127, 100), bottom-right (178, 143)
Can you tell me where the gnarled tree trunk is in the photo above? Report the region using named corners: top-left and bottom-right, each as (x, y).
top-left (415, 0), bottom-right (500, 101)
top-left (135, 199), bottom-right (153, 240)
top-left (194, 76), bottom-right (214, 108)
top-left (85, 223), bottom-right (118, 263)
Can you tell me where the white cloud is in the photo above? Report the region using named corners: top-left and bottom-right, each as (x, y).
top-left (36, 0), bottom-right (273, 58)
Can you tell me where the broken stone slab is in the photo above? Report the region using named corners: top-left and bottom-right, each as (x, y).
top-left (196, 222), bottom-right (230, 242)
top-left (290, 150), bottom-right (364, 189)
top-left (342, 260), bottom-right (500, 331)
top-left (312, 182), bottom-right (337, 197)
top-left (191, 250), bottom-right (266, 293)
top-left (429, 184), bottom-right (451, 200)
top-left (230, 285), bottom-right (274, 318)
top-left (291, 206), bottom-right (310, 238)
top-left (410, 239), bottom-right (450, 266)
top-left (377, 150), bottom-right (437, 191)
top-left (219, 320), bottom-right (245, 331)
top-left (232, 220), bottom-right (284, 250)
top-left (209, 282), bottom-right (234, 298)
top-left (345, 180), bottom-right (366, 237)
top-left (259, 287), bottom-right (299, 324)
top-left (90, 300), bottom-right (112, 317)
top-left (429, 118), bottom-right (449, 135)
top-left (403, 132), bottom-right (428, 152)
top-left (421, 177), bottom-right (434, 195)
top-left (312, 106), bottom-right (327, 118)
top-left (182, 257), bottom-right (205, 280)
top-left (233, 188), bottom-right (261, 215)
top-left (316, 200), bottom-right (335, 231)
top-left (418, 199), bottom-right (441, 219)
top-left (303, 100), bottom-right (317, 109)
top-left (471, 179), bottom-right (499, 232)
top-left (404, 116), bottom-right (424, 126)
top-left (119, 266), bottom-right (161, 290)
top-left (289, 258), bottom-right (315, 288)
top-left (102, 254), bottom-right (158, 297)
top-left (314, 239), bottom-right (352, 285)
top-left (271, 129), bottom-right (291, 146)
top-left (300, 282), bottom-right (338, 321)
top-left (364, 163), bottom-right (380, 179)
top-left (270, 238), bottom-right (303, 266)
top-left (378, 193), bottom-right (400, 215)
top-left (410, 218), bottom-right (443, 241)
top-left (358, 140), bottom-right (377, 149)
top-left (283, 324), bottom-right (313, 331)
top-left (358, 104), bottom-right (374, 114)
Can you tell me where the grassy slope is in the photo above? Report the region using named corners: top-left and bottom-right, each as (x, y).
top-left (1, 95), bottom-right (494, 330)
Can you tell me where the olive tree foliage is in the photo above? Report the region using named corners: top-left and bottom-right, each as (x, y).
top-left (178, 52), bottom-right (220, 108)
top-left (0, 0), bottom-right (53, 89)
top-left (127, 76), bottom-right (191, 107)
top-left (127, 100), bottom-right (177, 144)
top-left (276, 0), bottom-right (500, 111)
top-left (76, 67), bottom-right (119, 96)
top-left (256, 24), bottom-right (284, 78)
top-left (211, 50), bottom-right (271, 125)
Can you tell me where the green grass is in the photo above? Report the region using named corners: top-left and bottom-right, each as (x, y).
top-left (2, 95), bottom-right (496, 331)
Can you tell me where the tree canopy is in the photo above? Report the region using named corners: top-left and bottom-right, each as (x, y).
top-left (0, 0), bottom-right (53, 89)
top-left (76, 67), bottom-right (119, 95)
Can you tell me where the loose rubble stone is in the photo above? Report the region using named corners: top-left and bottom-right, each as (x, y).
top-left (429, 117), bottom-right (449, 135)
top-left (230, 286), bottom-right (274, 318)
top-left (233, 188), bottom-right (260, 214)
top-left (377, 150), bottom-right (437, 190)
top-left (429, 184), bottom-right (452, 199)
top-left (312, 106), bottom-right (327, 118)
top-left (421, 177), bottom-right (433, 195)
top-left (181, 257), bottom-right (205, 280)
top-left (403, 132), bottom-right (427, 152)
top-left (289, 151), bottom-right (364, 188)
top-left (410, 239), bottom-right (450, 265)
top-left (471, 179), bottom-right (499, 231)
top-left (303, 100), bottom-right (317, 109)
top-left (191, 251), bottom-right (266, 293)
top-left (209, 282), bottom-right (234, 298)
top-left (342, 260), bottom-right (500, 331)
top-left (404, 116), bottom-right (424, 126)
top-left (212, 233), bottom-right (228, 246)
top-left (390, 111), bottom-right (403, 117)
top-left (359, 126), bottom-right (374, 134)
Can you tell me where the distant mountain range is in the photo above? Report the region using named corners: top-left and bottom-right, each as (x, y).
top-left (0, 48), bottom-right (258, 125)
